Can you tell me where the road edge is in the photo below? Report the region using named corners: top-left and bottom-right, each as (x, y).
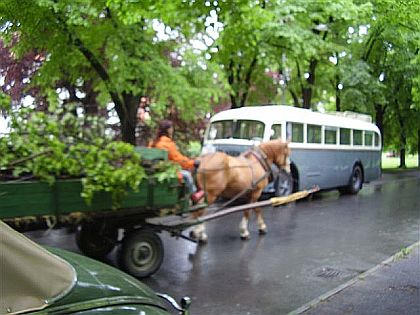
top-left (287, 241), bottom-right (420, 315)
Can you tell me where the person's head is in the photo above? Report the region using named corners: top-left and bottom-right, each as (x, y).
top-left (156, 119), bottom-right (174, 139)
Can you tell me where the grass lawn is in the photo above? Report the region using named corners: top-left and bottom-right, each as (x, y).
top-left (382, 153), bottom-right (419, 169)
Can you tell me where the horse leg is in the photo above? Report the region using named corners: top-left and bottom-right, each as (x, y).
top-left (190, 223), bottom-right (208, 243)
top-left (190, 192), bottom-right (218, 243)
top-left (254, 207), bottom-right (267, 235)
top-left (239, 210), bottom-right (251, 240)
top-left (190, 209), bottom-right (208, 243)
top-left (249, 191), bottom-right (266, 235)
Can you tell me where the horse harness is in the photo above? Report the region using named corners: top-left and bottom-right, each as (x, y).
top-left (244, 146), bottom-right (274, 187)
top-left (213, 146), bottom-right (273, 211)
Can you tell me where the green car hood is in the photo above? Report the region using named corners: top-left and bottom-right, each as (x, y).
top-left (41, 247), bottom-right (170, 314)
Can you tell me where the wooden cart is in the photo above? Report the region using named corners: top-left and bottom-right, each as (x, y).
top-left (1, 147), bottom-right (316, 278)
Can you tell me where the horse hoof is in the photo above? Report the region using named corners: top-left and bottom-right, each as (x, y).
top-left (189, 230), bottom-right (198, 240)
top-left (240, 235), bottom-right (250, 241)
top-left (259, 228), bottom-right (267, 235)
top-left (198, 235), bottom-right (208, 244)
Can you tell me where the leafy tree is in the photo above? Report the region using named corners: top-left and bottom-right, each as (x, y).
top-left (208, 0), bottom-right (275, 108)
top-left (0, 38), bottom-right (46, 108)
top-left (264, 0), bottom-right (372, 109)
top-left (412, 53), bottom-right (420, 166)
top-left (0, 0), bottom-right (223, 144)
top-left (357, 0), bottom-right (420, 166)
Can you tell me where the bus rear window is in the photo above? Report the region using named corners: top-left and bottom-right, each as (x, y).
top-left (374, 133), bottom-right (380, 147)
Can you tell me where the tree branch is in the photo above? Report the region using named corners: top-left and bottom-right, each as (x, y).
top-left (51, 6), bottom-right (127, 119)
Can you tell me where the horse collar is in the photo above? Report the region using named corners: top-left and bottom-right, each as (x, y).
top-left (250, 146), bottom-right (271, 174)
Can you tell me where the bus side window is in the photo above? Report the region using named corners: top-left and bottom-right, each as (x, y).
top-left (270, 124), bottom-right (282, 140)
top-left (286, 122), bottom-right (292, 141)
top-left (287, 122), bottom-right (304, 143)
top-left (364, 131), bottom-right (373, 146)
top-left (307, 124), bottom-right (322, 143)
top-left (340, 128), bottom-right (351, 145)
top-left (325, 126), bottom-right (337, 144)
top-left (353, 130), bottom-right (363, 146)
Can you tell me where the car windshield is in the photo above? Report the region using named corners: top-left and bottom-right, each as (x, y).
top-left (208, 120), bottom-right (265, 141)
top-left (0, 220), bottom-right (76, 314)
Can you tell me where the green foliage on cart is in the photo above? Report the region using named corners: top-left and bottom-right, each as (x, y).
top-left (0, 104), bottom-right (178, 206)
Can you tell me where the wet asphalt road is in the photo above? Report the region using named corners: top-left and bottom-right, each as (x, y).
top-left (26, 170), bottom-right (420, 315)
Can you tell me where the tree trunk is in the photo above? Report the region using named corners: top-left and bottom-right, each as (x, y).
top-left (334, 54), bottom-right (341, 112)
top-left (230, 94), bottom-right (239, 109)
top-left (83, 81), bottom-right (100, 115)
top-left (302, 59), bottom-right (317, 109)
top-left (374, 103), bottom-right (385, 148)
top-left (398, 115), bottom-right (406, 169)
top-left (302, 87), bottom-right (312, 109)
top-left (335, 89), bottom-right (341, 112)
top-left (418, 128), bottom-right (420, 167)
top-left (335, 74), bottom-right (341, 112)
top-left (227, 58), bottom-right (238, 109)
top-left (289, 89), bottom-right (299, 107)
top-left (399, 146), bottom-right (406, 168)
top-left (240, 54), bottom-right (258, 107)
top-left (120, 93), bottom-right (140, 145)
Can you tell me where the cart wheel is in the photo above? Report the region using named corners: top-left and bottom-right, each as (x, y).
top-left (118, 229), bottom-right (164, 278)
top-left (75, 223), bottom-right (117, 259)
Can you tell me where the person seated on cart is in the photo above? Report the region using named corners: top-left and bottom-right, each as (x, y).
top-left (149, 119), bottom-right (204, 202)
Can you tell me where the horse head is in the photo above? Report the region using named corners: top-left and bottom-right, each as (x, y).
top-left (259, 139), bottom-right (290, 169)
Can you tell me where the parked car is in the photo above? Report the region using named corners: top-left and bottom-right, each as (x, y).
top-left (0, 220), bottom-right (190, 315)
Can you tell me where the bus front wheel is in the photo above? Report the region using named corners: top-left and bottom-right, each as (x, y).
top-left (274, 170), bottom-right (294, 197)
top-left (341, 165), bottom-right (363, 194)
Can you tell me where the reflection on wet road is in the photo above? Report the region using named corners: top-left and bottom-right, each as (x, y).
top-left (27, 172), bottom-right (420, 315)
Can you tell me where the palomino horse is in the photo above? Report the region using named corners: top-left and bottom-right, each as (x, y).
top-left (191, 139), bottom-right (290, 242)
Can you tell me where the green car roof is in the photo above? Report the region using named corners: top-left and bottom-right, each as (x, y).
top-left (1, 220), bottom-right (172, 315)
top-left (43, 247), bottom-right (171, 314)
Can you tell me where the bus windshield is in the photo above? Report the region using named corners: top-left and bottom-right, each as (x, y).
top-left (208, 120), bottom-right (265, 140)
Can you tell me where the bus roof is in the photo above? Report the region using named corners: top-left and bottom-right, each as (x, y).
top-left (210, 105), bottom-right (380, 133)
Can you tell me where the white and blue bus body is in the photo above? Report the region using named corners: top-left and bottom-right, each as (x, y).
top-left (202, 105), bottom-right (382, 195)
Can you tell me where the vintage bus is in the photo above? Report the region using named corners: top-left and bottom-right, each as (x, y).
top-left (201, 105), bottom-right (382, 196)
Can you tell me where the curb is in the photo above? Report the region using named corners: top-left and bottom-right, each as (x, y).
top-left (287, 241), bottom-right (420, 315)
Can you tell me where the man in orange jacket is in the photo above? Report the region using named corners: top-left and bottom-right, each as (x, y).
top-left (149, 120), bottom-right (195, 170)
top-left (149, 120), bottom-right (203, 202)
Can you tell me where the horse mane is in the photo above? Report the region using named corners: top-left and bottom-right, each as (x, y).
top-left (259, 141), bottom-right (276, 161)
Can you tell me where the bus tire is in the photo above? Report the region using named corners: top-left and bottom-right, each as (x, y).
top-left (342, 165), bottom-right (363, 194)
top-left (274, 170), bottom-right (294, 197)
top-left (76, 223), bottom-right (118, 259)
top-left (118, 229), bottom-right (164, 278)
